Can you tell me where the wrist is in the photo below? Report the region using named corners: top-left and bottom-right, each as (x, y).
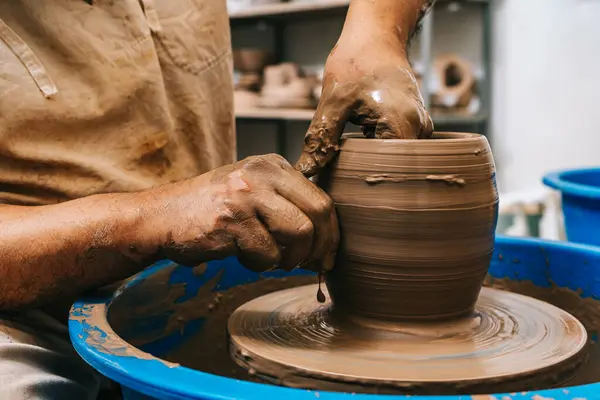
top-left (343, 0), bottom-right (424, 47)
top-left (129, 174), bottom-right (213, 262)
top-left (337, 25), bottom-right (406, 55)
top-left (327, 35), bottom-right (410, 80)
top-left (112, 190), bottom-right (166, 264)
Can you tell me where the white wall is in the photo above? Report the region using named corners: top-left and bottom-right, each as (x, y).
top-left (492, 0), bottom-right (600, 193)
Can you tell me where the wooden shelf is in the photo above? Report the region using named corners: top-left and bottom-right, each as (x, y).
top-left (236, 107), bottom-right (315, 120)
top-left (229, 0), bottom-right (350, 20)
top-left (235, 107), bottom-right (487, 125)
top-left (431, 113), bottom-right (488, 125)
top-left (229, 0), bottom-right (489, 20)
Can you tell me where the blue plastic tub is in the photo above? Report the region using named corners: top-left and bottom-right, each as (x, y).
top-left (70, 236), bottom-right (600, 400)
top-left (544, 167), bottom-right (600, 246)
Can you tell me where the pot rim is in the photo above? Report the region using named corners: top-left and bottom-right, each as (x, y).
top-left (341, 132), bottom-right (483, 143)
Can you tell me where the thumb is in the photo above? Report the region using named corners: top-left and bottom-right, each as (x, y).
top-left (295, 87), bottom-right (349, 177)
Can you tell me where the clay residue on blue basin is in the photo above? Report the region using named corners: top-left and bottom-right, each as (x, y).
top-left (107, 262), bottom-right (224, 350)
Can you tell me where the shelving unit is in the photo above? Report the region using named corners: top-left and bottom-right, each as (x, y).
top-left (236, 107), bottom-right (488, 125)
top-left (230, 0), bottom-right (492, 159)
top-left (235, 107), bottom-right (315, 121)
top-left (229, 0), bottom-right (350, 20)
top-left (230, 0), bottom-right (489, 21)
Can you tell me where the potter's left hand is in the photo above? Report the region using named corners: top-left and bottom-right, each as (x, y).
top-left (295, 41), bottom-right (434, 177)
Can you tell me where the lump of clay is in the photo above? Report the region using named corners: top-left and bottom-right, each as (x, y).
top-left (259, 63), bottom-right (316, 109)
top-left (234, 90), bottom-right (260, 110)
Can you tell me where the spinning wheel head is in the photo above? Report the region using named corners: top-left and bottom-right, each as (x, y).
top-left (228, 284), bottom-right (588, 394)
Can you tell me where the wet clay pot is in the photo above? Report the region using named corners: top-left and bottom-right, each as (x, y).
top-left (318, 132), bottom-right (499, 321)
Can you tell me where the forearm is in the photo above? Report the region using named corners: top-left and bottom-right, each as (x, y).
top-left (339, 0), bottom-right (434, 50)
top-left (0, 192), bottom-right (159, 311)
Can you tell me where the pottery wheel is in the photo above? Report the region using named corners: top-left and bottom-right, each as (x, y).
top-left (228, 285), bottom-right (588, 394)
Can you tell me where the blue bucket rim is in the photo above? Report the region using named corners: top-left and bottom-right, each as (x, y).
top-left (543, 167), bottom-right (600, 200)
top-left (69, 236), bottom-right (600, 400)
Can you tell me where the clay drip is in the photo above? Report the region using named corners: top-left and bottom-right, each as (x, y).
top-left (316, 272), bottom-right (326, 303)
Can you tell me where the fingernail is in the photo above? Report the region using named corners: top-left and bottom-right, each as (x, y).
top-left (295, 152), bottom-right (317, 177)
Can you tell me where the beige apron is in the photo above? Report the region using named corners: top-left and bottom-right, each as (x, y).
top-left (0, 0), bottom-right (236, 206)
top-left (0, 1), bottom-right (234, 398)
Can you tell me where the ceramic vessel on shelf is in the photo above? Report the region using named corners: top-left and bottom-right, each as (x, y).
top-left (259, 63), bottom-right (315, 109)
top-left (233, 48), bottom-right (271, 73)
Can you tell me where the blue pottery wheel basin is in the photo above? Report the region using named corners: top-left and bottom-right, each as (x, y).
top-left (70, 236), bottom-right (600, 400)
top-left (544, 167), bottom-right (600, 246)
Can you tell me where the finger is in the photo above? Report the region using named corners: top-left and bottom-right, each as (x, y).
top-left (274, 164), bottom-right (340, 270)
top-left (324, 206), bottom-right (340, 271)
top-left (233, 217), bottom-right (281, 272)
top-left (352, 90), bottom-right (418, 140)
top-left (404, 101), bottom-right (433, 140)
top-left (252, 191), bottom-right (314, 271)
top-left (375, 115), bottom-right (414, 139)
top-left (233, 154), bottom-right (320, 271)
top-left (373, 101), bottom-right (424, 140)
top-left (298, 216), bottom-right (339, 272)
top-left (307, 206), bottom-right (340, 272)
top-left (295, 83), bottom-right (351, 178)
top-left (349, 112), bottom-right (379, 139)
top-left (408, 80), bottom-right (434, 138)
top-left (419, 109), bottom-right (434, 139)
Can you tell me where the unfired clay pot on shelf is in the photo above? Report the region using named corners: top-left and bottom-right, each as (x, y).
top-left (233, 49), bottom-right (271, 73)
top-left (318, 132), bottom-right (499, 321)
top-left (260, 63), bottom-right (315, 109)
top-left (431, 54), bottom-right (475, 109)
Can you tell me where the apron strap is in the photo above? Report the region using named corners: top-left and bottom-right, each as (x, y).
top-left (0, 18), bottom-right (58, 99)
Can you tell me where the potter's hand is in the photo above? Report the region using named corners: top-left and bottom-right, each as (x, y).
top-left (156, 154), bottom-right (339, 272)
top-left (296, 39), bottom-right (434, 177)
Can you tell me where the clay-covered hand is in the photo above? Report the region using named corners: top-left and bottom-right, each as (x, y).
top-left (152, 154), bottom-right (339, 272)
top-left (296, 44), bottom-right (434, 177)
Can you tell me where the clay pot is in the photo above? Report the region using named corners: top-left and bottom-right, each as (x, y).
top-left (318, 132), bottom-right (498, 322)
top-left (233, 49), bottom-right (271, 73)
top-left (431, 54), bottom-right (475, 108)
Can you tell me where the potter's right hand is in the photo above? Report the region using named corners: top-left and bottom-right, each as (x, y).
top-left (151, 154), bottom-right (339, 272)
top-left (295, 32), bottom-right (434, 177)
